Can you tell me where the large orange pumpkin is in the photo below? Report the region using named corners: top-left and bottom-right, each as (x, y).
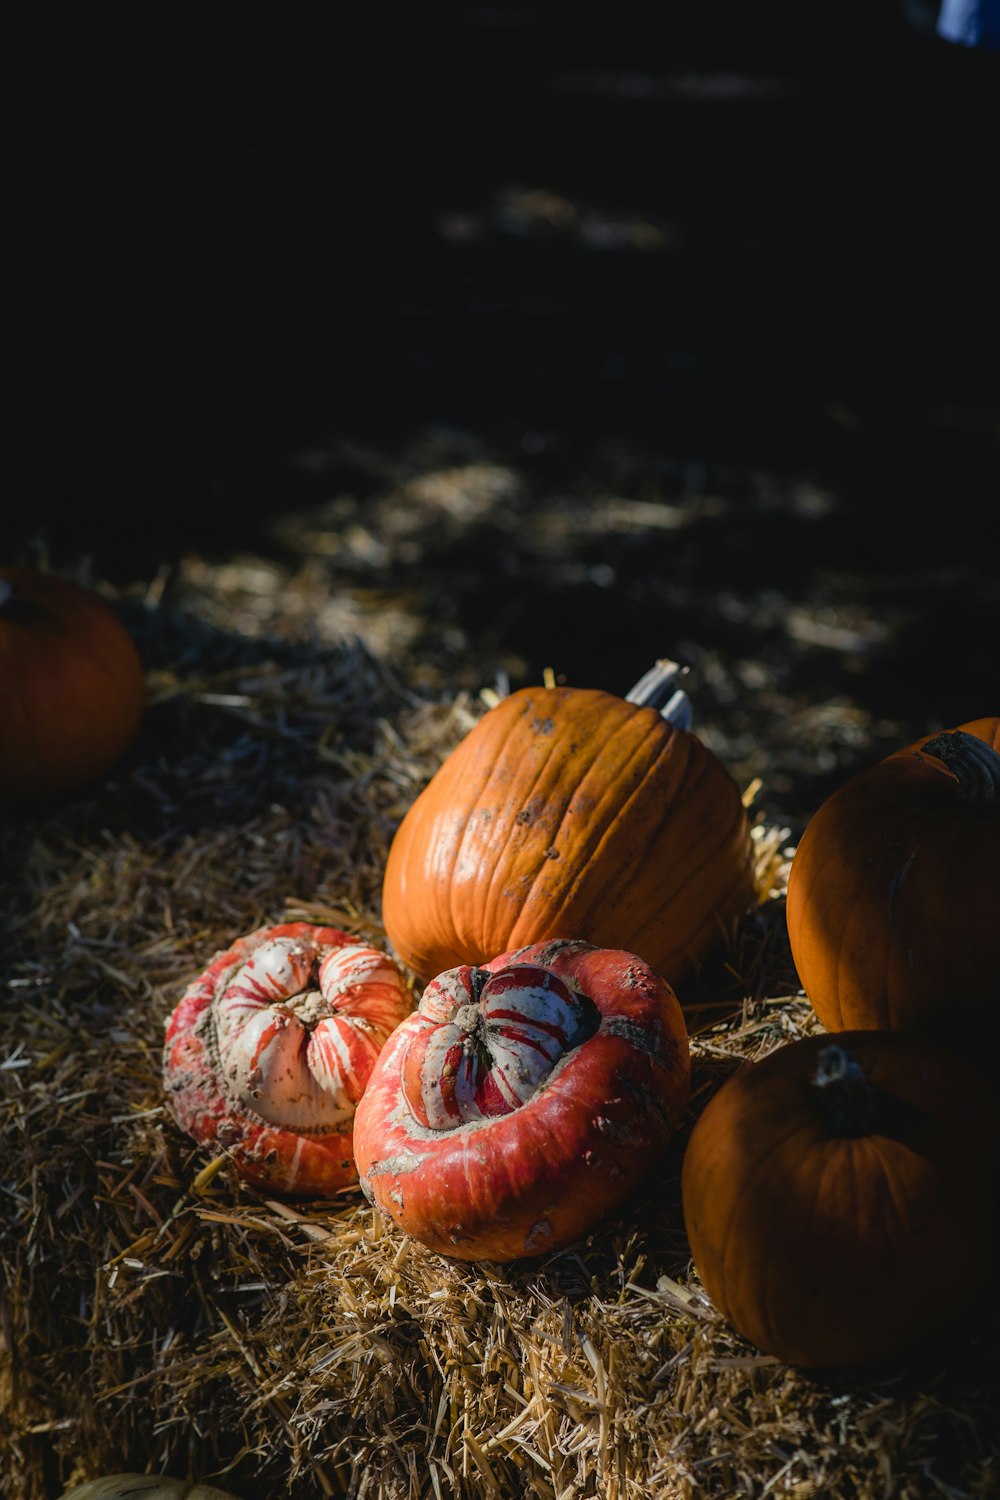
top-left (786, 719), bottom-right (1000, 1034)
top-left (381, 664), bottom-right (755, 985)
top-left (681, 1032), bottom-right (999, 1368)
top-left (0, 566), bottom-right (145, 796)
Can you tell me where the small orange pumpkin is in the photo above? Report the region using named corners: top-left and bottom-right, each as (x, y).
top-left (0, 566), bottom-right (145, 796)
top-left (681, 1032), bottom-right (999, 1368)
top-left (381, 663), bottom-right (755, 985)
top-left (786, 719), bottom-right (1000, 1034)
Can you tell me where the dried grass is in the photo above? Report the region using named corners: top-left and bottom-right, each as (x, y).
top-left (2, 566), bottom-right (998, 1500)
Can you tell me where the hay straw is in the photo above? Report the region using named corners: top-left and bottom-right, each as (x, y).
top-left (2, 565), bottom-right (998, 1500)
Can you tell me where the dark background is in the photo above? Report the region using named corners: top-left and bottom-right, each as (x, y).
top-left (7, 2), bottom-right (999, 784)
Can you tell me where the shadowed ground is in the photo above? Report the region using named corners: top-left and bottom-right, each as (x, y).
top-left (8, 9), bottom-right (997, 838)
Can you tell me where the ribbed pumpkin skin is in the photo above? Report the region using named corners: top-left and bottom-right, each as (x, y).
top-left (381, 685), bottom-right (755, 984)
top-left (355, 938), bottom-right (691, 1261)
top-left (0, 566), bottom-right (145, 796)
top-left (681, 1032), bottom-right (999, 1368)
top-left (163, 922), bottom-right (411, 1196)
top-left (786, 718), bottom-right (1000, 1033)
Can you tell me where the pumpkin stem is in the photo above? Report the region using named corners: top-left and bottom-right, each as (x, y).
top-left (916, 731), bottom-right (1000, 803)
top-left (625, 659), bottom-right (693, 729)
top-left (811, 1044), bottom-right (879, 1137)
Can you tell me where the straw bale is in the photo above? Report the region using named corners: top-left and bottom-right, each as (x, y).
top-left (2, 562), bottom-right (998, 1500)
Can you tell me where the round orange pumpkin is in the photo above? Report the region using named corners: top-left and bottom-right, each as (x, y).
top-left (681, 1031), bottom-right (999, 1368)
top-left (0, 566), bottom-right (145, 796)
top-left (381, 663), bottom-right (755, 985)
top-left (786, 719), bottom-right (1000, 1034)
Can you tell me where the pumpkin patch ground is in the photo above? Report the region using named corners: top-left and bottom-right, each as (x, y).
top-left (2, 552), bottom-right (998, 1499)
top-left (5, 12), bottom-right (1000, 1499)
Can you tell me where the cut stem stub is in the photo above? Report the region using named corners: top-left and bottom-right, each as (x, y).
top-left (812, 1044), bottom-right (879, 1137)
top-left (918, 730), bottom-right (1000, 804)
top-left (625, 658), bottom-right (693, 729)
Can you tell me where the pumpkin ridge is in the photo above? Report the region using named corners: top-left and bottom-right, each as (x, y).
top-left (554, 721), bottom-right (691, 942)
top-left (867, 1136), bottom-right (915, 1263)
top-left (866, 797), bottom-right (933, 1027)
top-left (795, 793), bottom-right (911, 1029)
top-left (506, 703), bottom-right (674, 950)
top-left (400, 700), bottom-right (526, 972)
top-left (451, 703), bottom-right (538, 963)
top-left (714, 1104), bottom-right (809, 1327)
top-left (762, 1133), bottom-right (836, 1358)
top-left (474, 694), bottom-right (598, 956)
top-left (788, 812), bottom-right (848, 1025)
top-left (622, 750), bottom-right (749, 967)
top-left (467, 690), bottom-right (630, 959)
top-left (871, 796), bottom-right (978, 1027)
top-left (933, 796), bottom-right (991, 1016)
top-left (883, 817), bottom-right (933, 1028)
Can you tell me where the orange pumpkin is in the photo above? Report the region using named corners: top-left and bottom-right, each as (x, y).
top-left (681, 1032), bottom-right (999, 1368)
top-left (786, 719), bottom-right (1000, 1034)
top-left (381, 663), bottom-right (755, 985)
top-left (0, 566), bottom-right (145, 796)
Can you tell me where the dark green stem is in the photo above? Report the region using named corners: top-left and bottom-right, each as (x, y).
top-left (917, 731), bottom-right (1000, 804)
top-left (811, 1044), bottom-right (879, 1138)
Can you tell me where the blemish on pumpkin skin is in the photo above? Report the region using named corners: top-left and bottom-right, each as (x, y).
top-left (602, 1015), bottom-right (658, 1054)
top-left (524, 1218), bottom-right (554, 1252)
top-left (366, 1147), bottom-right (431, 1178)
top-left (531, 717), bottom-right (555, 736)
top-left (595, 1114), bottom-right (652, 1147)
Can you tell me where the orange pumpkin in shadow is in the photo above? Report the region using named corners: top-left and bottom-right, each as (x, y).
top-left (786, 719), bottom-right (1000, 1035)
top-left (682, 1032), bottom-right (999, 1367)
top-left (0, 566), bottom-right (145, 796)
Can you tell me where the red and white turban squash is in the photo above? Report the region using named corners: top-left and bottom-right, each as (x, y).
top-left (163, 922), bottom-right (411, 1195)
top-left (353, 938), bottom-right (691, 1261)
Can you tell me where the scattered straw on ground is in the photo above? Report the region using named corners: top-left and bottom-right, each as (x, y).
top-left (2, 562), bottom-right (998, 1500)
